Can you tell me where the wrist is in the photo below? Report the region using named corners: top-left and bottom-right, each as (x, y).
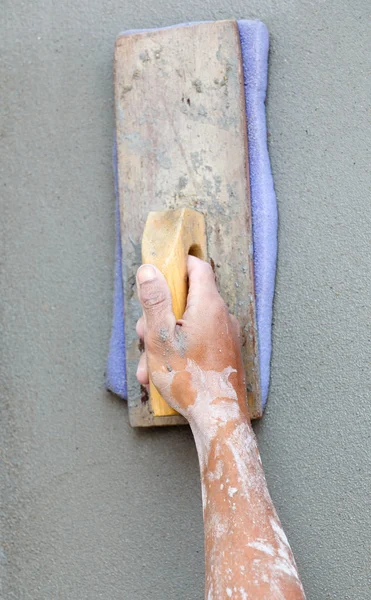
top-left (189, 406), bottom-right (251, 464)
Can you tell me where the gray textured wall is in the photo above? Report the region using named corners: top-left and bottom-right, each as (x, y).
top-left (1, 1), bottom-right (370, 598)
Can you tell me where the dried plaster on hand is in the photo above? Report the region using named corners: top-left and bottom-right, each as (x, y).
top-left (153, 358), bottom-right (241, 470)
top-left (153, 359), bottom-right (241, 514)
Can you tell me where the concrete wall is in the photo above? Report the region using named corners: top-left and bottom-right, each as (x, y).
top-left (1, 1), bottom-right (370, 598)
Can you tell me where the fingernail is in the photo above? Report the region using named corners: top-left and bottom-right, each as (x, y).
top-left (137, 264), bottom-right (156, 284)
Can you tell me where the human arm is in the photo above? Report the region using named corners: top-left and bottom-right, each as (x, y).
top-left (135, 257), bottom-right (306, 600)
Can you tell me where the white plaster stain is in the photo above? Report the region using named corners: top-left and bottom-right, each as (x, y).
top-left (270, 517), bottom-right (303, 583)
top-left (247, 540), bottom-right (276, 557)
top-left (152, 360), bottom-right (306, 600)
top-left (208, 459), bottom-right (224, 481)
top-left (153, 359), bottom-right (241, 469)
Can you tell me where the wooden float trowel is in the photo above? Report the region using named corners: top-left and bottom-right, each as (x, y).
top-left (114, 20), bottom-right (261, 426)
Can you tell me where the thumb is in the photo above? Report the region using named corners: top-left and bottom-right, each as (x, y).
top-left (136, 264), bottom-right (176, 342)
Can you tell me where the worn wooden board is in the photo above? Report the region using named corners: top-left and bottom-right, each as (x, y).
top-left (114, 20), bottom-right (261, 427)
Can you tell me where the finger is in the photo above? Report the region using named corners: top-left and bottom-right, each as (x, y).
top-left (136, 351), bottom-right (149, 385)
top-left (184, 255), bottom-right (220, 313)
top-left (136, 316), bottom-right (145, 339)
top-left (136, 264), bottom-right (176, 342)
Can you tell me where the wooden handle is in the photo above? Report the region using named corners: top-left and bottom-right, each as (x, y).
top-left (142, 208), bottom-right (207, 417)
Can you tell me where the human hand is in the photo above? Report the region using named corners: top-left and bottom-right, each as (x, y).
top-left (135, 256), bottom-right (249, 430)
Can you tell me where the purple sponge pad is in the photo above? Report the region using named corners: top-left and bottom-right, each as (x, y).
top-left (106, 20), bottom-right (277, 410)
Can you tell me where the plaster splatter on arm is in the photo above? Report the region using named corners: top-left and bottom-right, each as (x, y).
top-left (155, 363), bottom-right (306, 600)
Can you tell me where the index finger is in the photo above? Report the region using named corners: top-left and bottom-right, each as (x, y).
top-left (183, 255), bottom-right (220, 316)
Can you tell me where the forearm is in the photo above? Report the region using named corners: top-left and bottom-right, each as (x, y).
top-left (191, 413), bottom-right (306, 600)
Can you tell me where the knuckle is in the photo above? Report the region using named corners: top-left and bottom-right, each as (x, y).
top-left (202, 261), bottom-right (215, 278)
top-left (136, 317), bottom-right (144, 336)
top-left (212, 299), bottom-right (230, 323)
top-left (230, 313), bottom-right (239, 326)
top-left (211, 295), bottom-right (227, 314)
top-left (231, 314), bottom-right (241, 335)
top-left (146, 330), bottom-right (172, 354)
top-left (140, 284), bottom-right (167, 310)
top-left (202, 295), bottom-right (227, 322)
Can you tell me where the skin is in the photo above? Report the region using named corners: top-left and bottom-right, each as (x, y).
top-left (136, 256), bottom-right (306, 600)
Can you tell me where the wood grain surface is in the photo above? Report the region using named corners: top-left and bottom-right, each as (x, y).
top-left (115, 20), bottom-right (261, 426)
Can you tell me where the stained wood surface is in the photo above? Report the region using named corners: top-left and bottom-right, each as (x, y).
top-left (115, 20), bottom-right (261, 426)
top-left (142, 208), bottom-right (207, 417)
